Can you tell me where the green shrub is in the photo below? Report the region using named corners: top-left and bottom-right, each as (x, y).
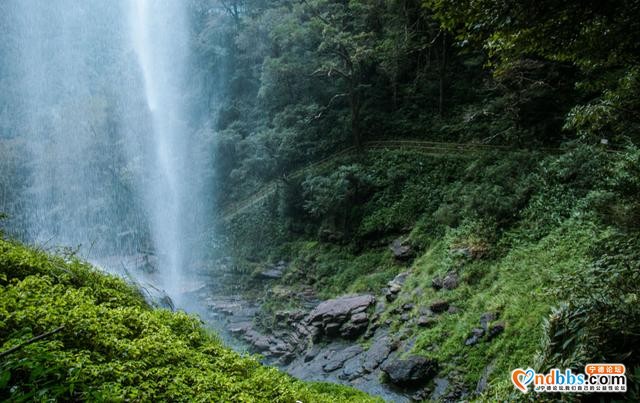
top-left (0, 239), bottom-right (377, 402)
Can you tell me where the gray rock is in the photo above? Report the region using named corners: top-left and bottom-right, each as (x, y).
top-left (390, 271), bottom-right (410, 286)
top-left (305, 294), bottom-right (375, 340)
top-left (351, 312), bottom-right (368, 323)
top-left (431, 377), bottom-right (451, 401)
top-left (339, 354), bottom-right (365, 381)
top-left (443, 272), bottom-right (459, 290)
top-left (322, 345), bottom-right (364, 372)
top-left (325, 322), bottom-right (341, 337)
top-left (390, 239), bottom-right (413, 260)
top-left (381, 355), bottom-right (438, 386)
top-left (307, 294), bottom-right (375, 324)
top-left (363, 336), bottom-right (395, 372)
top-left (431, 276), bottom-right (444, 290)
top-left (339, 320), bottom-right (369, 339)
top-left (464, 328), bottom-right (485, 346)
top-left (251, 336), bottom-right (273, 352)
top-left (402, 303), bottom-right (414, 311)
top-left (304, 345), bottom-right (321, 362)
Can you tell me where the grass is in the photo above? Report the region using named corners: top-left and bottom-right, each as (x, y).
top-left (281, 241), bottom-right (402, 299)
top-left (226, 146), bottom-right (633, 399)
top-left (382, 218), bottom-right (603, 397)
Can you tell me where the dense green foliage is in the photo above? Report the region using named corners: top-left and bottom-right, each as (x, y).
top-left (1, 0), bottom-right (640, 400)
top-left (0, 239), bottom-right (376, 402)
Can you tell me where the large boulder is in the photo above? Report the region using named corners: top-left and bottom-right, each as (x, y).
top-left (390, 238), bottom-right (413, 260)
top-left (382, 355), bottom-right (438, 387)
top-left (306, 294), bottom-right (375, 340)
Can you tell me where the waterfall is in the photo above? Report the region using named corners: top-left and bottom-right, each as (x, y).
top-left (129, 0), bottom-right (192, 300)
top-left (0, 1), bottom-right (214, 306)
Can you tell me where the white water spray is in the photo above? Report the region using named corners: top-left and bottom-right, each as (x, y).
top-left (129, 0), bottom-right (192, 300)
top-left (0, 1), bottom-right (214, 307)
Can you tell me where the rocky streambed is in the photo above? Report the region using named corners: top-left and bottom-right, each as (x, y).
top-left (188, 271), bottom-right (463, 402)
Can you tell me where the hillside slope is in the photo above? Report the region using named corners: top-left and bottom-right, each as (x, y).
top-left (221, 146), bottom-right (640, 400)
top-left (0, 239), bottom-right (377, 402)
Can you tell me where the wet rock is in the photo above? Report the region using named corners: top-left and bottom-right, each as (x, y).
top-left (306, 294), bottom-right (375, 340)
top-left (322, 345), bottom-right (364, 372)
top-left (307, 295), bottom-right (374, 323)
top-left (430, 300), bottom-right (450, 314)
top-left (275, 309), bottom-right (307, 324)
top-left (304, 344), bottom-right (321, 362)
top-left (269, 342), bottom-right (289, 356)
top-left (279, 352), bottom-right (295, 365)
top-left (228, 322), bottom-right (252, 336)
top-left (390, 238), bottom-right (413, 260)
top-left (384, 272), bottom-right (409, 301)
top-left (464, 328), bottom-right (485, 346)
top-left (487, 323), bottom-right (505, 341)
top-left (340, 354), bottom-right (365, 381)
top-left (385, 285), bottom-right (402, 302)
top-left (442, 272), bottom-right (459, 290)
top-left (340, 320), bottom-right (369, 339)
top-left (430, 377), bottom-right (451, 401)
top-left (351, 312), bottom-right (368, 323)
top-left (385, 291), bottom-right (398, 302)
top-left (363, 336), bottom-right (395, 372)
top-left (251, 335), bottom-right (273, 352)
top-left (324, 322), bottom-right (341, 337)
top-left (381, 355), bottom-right (438, 387)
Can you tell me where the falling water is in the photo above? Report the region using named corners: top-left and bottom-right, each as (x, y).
top-left (0, 1), bottom-right (214, 305)
top-left (129, 0), bottom-right (192, 300)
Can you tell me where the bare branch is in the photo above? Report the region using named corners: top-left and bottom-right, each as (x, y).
top-left (0, 326), bottom-right (65, 358)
